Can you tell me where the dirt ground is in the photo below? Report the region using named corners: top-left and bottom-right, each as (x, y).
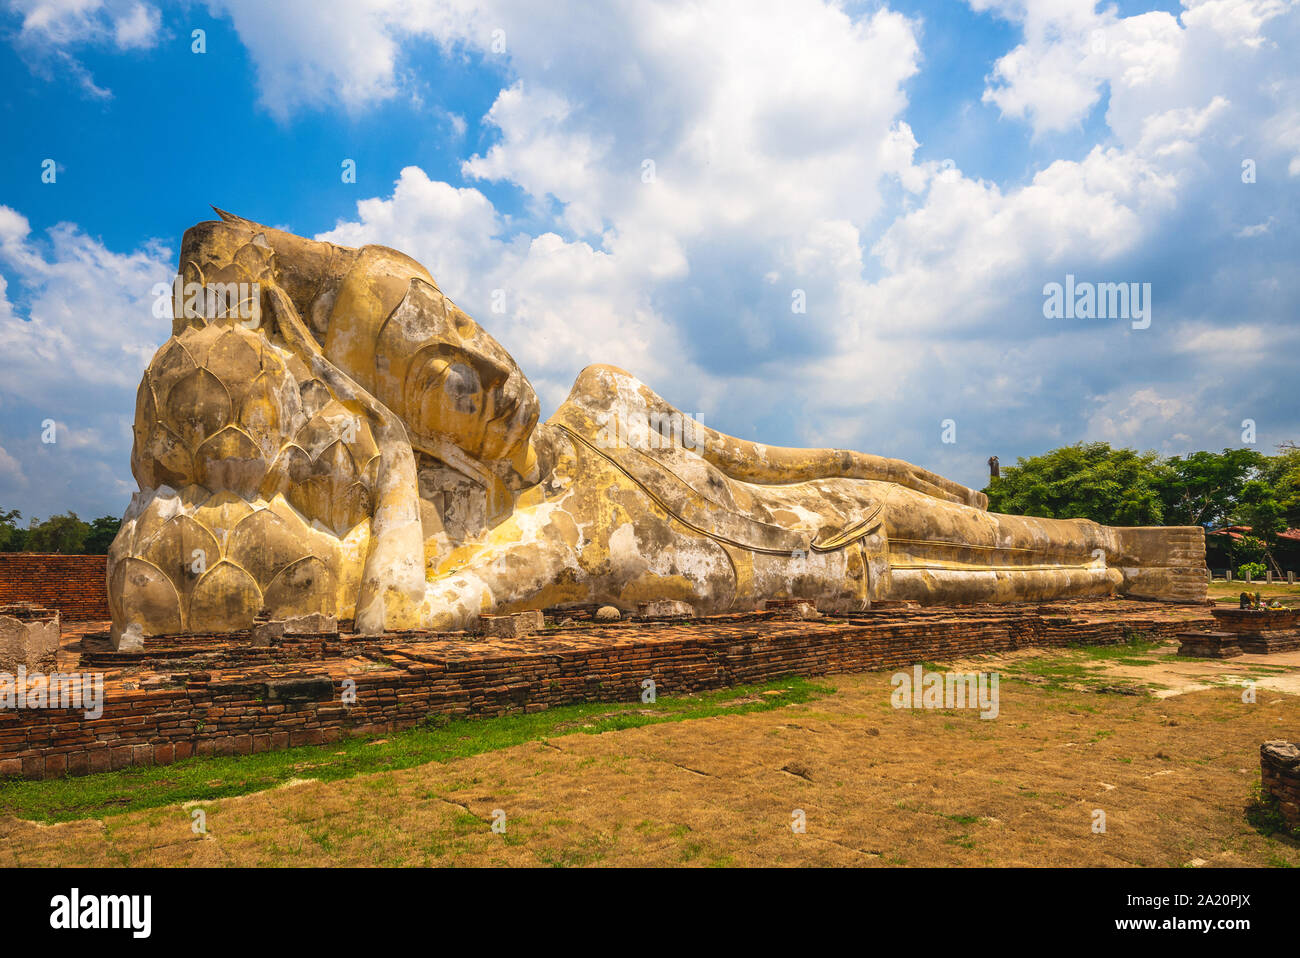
top-left (3, 637), bottom-right (1298, 868)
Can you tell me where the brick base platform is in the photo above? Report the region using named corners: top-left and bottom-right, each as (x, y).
top-left (1208, 607), bottom-right (1300, 655)
top-left (1239, 634), bottom-right (1300, 654)
top-left (0, 599), bottom-right (1214, 780)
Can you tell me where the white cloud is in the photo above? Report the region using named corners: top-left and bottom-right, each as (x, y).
top-left (1086, 387), bottom-right (1191, 443)
top-left (4, 0), bottom-right (1299, 513)
top-left (0, 273), bottom-right (13, 326)
top-left (6, 0), bottom-right (162, 98)
top-left (0, 207), bottom-right (172, 516)
top-left (1181, 0), bottom-right (1294, 48)
top-left (274, 0), bottom-right (1300, 484)
top-left (9, 0), bottom-right (161, 49)
top-left (111, 1), bottom-right (159, 49)
top-left (0, 207), bottom-right (172, 398)
top-left (202, 0), bottom-right (485, 119)
top-left (1235, 217), bottom-right (1274, 236)
top-left (973, 0), bottom-right (1295, 138)
top-left (1175, 321), bottom-right (1270, 356)
top-left (311, 0), bottom-right (926, 421)
top-left (0, 443), bottom-right (24, 486)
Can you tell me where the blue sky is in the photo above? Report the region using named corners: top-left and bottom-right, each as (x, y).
top-left (1, 0), bottom-right (1297, 521)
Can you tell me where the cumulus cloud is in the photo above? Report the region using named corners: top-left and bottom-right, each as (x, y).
top-left (315, 166), bottom-right (689, 411)
top-left (3, 0), bottom-right (1298, 513)
top-left (0, 443), bottom-right (24, 486)
top-left (248, 0), bottom-right (1300, 482)
top-left (973, 0), bottom-right (1297, 139)
top-left (8, 0), bottom-right (161, 48)
top-left (306, 0), bottom-right (927, 424)
top-left (5, 0), bottom-right (162, 97)
top-left (1086, 387), bottom-right (1193, 444)
top-left (200, 0), bottom-right (489, 120)
top-left (0, 207), bottom-right (172, 517)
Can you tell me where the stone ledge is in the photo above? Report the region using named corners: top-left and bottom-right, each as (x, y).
top-left (1176, 631), bottom-right (1243, 658)
top-left (0, 606), bottom-right (60, 672)
top-left (481, 610), bottom-right (544, 638)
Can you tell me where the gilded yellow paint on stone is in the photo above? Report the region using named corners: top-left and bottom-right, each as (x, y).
top-left (108, 213), bottom-right (1207, 644)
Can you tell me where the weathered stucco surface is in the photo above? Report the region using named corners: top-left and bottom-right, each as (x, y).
top-left (0, 609), bottom-right (60, 672)
top-left (108, 213), bottom-right (1206, 642)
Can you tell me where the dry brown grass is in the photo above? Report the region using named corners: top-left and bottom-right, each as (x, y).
top-left (3, 648), bottom-right (1299, 867)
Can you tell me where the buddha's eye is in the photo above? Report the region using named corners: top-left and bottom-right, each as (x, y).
top-left (442, 362), bottom-right (481, 413)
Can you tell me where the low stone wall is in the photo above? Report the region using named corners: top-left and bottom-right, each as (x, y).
top-left (0, 602), bottom-right (1211, 780)
top-left (1260, 741), bottom-right (1300, 828)
top-left (0, 605), bottom-right (60, 673)
top-left (0, 554), bottom-right (108, 621)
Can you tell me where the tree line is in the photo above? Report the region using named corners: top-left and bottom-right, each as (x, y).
top-left (0, 509), bottom-right (122, 555)
top-left (983, 441), bottom-right (1300, 574)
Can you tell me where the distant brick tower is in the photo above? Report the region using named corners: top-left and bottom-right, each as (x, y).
top-left (988, 456), bottom-right (1000, 480)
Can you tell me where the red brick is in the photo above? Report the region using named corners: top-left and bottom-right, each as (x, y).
top-left (0, 554), bottom-right (108, 620)
top-left (87, 748), bottom-right (111, 774)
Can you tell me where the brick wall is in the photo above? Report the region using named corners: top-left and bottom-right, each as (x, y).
top-left (0, 605), bottom-right (1210, 779)
top-left (0, 554), bottom-right (109, 621)
top-left (1260, 741), bottom-right (1300, 828)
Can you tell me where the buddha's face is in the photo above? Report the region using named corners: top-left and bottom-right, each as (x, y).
top-left (323, 251), bottom-right (540, 483)
top-left (178, 215), bottom-right (539, 484)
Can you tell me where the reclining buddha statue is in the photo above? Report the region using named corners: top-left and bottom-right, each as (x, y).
top-left (107, 211), bottom-right (1207, 642)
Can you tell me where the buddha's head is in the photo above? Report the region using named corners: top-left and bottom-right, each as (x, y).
top-left (176, 210), bottom-right (540, 489)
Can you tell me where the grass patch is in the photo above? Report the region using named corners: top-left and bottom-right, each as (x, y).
top-left (0, 676), bottom-right (832, 824)
top-left (1245, 782), bottom-right (1300, 843)
top-left (1071, 634), bottom-right (1163, 659)
top-left (998, 636), bottom-right (1171, 692)
top-left (1207, 581), bottom-right (1300, 605)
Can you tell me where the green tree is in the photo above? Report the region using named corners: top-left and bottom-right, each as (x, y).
top-left (0, 508), bottom-right (24, 552)
top-left (1257, 443), bottom-right (1300, 529)
top-left (24, 512), bottom-right (90, 554)
top-left (1153, 448), bottom-right (1265, 527)
top-left (983, 442), bottom-right (1166, 525)
top-left (1235, 479), bottom-right (1286, 541)
top-left (1227, 530), bottom-right (1268, 566)
top-left (83, 515), bottom-right (122, 555)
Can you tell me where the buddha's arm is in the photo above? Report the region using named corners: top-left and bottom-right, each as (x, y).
top-left (263, 284), bottom-right (427, 633)
top-left (555, 364), bottom-right (987, 509)
top-left (698, 431), bottom-right (986, 509)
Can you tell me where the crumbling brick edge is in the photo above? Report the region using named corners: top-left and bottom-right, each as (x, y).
top-left (1260, 740), bottom-right (1300, 828)
top-left (0, 609), bottom-right (1207, 781)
